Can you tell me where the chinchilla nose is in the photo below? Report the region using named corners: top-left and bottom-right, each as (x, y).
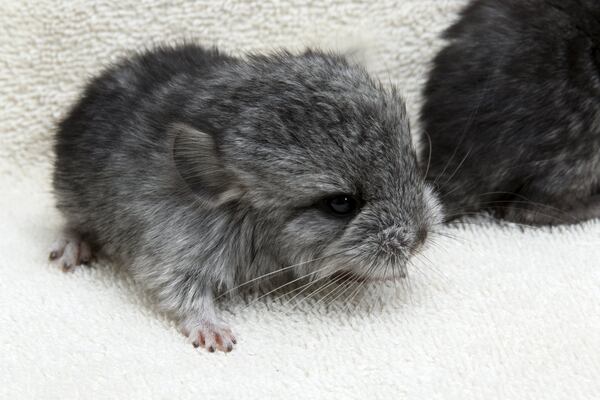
top-left (378, 225), bottom-right (428, 255)
top-left (411, 227), bottom-right (428, 254)
top-left (379, 226), bottom-right (428, 254)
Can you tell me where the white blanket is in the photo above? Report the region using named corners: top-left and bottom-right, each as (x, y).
top-left (1, 1), bottom-right (599, 398)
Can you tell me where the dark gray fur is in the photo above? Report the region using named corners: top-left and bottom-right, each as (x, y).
top-left (52, 43), bottom-right (441, 351)
top-left (421, 0), bottom-right (600, 225)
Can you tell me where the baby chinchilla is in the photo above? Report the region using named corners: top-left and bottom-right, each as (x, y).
top-left (50, 43), bottom-right (442, 352)
top-left (421, 0), bottom-right (600, 225)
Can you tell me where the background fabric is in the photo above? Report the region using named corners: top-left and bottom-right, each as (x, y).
top-left (1, 1), bottom-right (599, 399)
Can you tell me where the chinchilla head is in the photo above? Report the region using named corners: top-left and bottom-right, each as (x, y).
top-left (173, 50), bottom-right (442, 282)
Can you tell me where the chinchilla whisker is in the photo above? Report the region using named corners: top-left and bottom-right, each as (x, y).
top-left (280, 270), bottom-right (340, 308)
top-left (430, 178), bottom-right (473, 205)
top-left (429, 230), bottom-right (468, 246)
top-left (326, 261), bottom-right (378, 308)
top-left (409, 255), bottom-right (449, 285)
top-left (350, 260), bottom-right (385, 311)
top-left (343, 279), bottom-right (368, 311)
top-left (427, 230), bottom-right (454, 242)
top-left (431, 154), bottom-right (479, 203)
top-left (240, 263), bottom-right (335, 310)
top-left (351, 261), bottom-right (382, 306)
top-left (341, 269), bottom-right (373, 307)
top-left (405, 269), bottom-right (415, 303)
top-left (477, 199), bottom-right (570, 217)
top-left (296, 275), bottom-right (346, 309)
top-left (439, 146), bottom-right (473, 188)
top-left (322, 277), bottom-right (360, 308)
top-left (216, 251), bottom-right (347, 300)
top-left (476, 203), bottom-right (573, 225)
top-left (431, 89), bottom-right (486, 188)
top-left (422, 128), bottom-right (433, 181)
top-left (291, 270), bottom-right (352, 310)
top-left (351, 276), bottom-right (375, 312)
top-left (304, 252), bottom-right (366, 307)
top-left (443, 211), bottom-right (493, 220)
top-left (473, 191), bottom-right (569, 214)
top-left (318, 267), bottom-right (366, 307)
top-left (397, 265), bottom-right (410, 292)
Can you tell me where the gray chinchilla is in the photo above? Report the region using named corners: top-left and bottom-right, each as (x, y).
top-left (51, 43), bottom-right (442, 352)
top-left (421, 0), bottom-right (600, 225)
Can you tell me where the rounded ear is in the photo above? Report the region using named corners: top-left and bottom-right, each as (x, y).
top-left (170, 123), bottom-right (243, 207)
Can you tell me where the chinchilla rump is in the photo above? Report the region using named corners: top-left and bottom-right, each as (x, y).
top-left (421, 0), bottom-right (600, 225)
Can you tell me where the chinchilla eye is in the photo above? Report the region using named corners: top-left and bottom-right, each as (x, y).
top-left (322, 194), bottom-right (360, 217)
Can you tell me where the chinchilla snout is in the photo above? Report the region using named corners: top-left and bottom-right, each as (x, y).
top-left (312, 185), bottom-right (442, 281)
top-left (377, 225), bottom-right (428, 256)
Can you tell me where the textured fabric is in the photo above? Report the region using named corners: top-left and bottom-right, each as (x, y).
top-left (1, 1), bottom-right (599, 399)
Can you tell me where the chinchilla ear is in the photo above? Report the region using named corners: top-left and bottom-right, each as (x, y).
top-left (169, 123), bottom-right (243, 207)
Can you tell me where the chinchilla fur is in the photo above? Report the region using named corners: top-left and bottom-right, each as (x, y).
top-left (51, 43), bottom-right (442, 352)
top-left (421, 0), bottom-right (600, 225)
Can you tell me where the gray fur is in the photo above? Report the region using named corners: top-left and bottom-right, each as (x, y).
top-left (421, 0), bottom-right (600, 225)
top-left (52, 43), bottom-right (441, 351)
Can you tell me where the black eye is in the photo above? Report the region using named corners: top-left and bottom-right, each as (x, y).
top-left (322, 194), bottom-right (360, 217)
